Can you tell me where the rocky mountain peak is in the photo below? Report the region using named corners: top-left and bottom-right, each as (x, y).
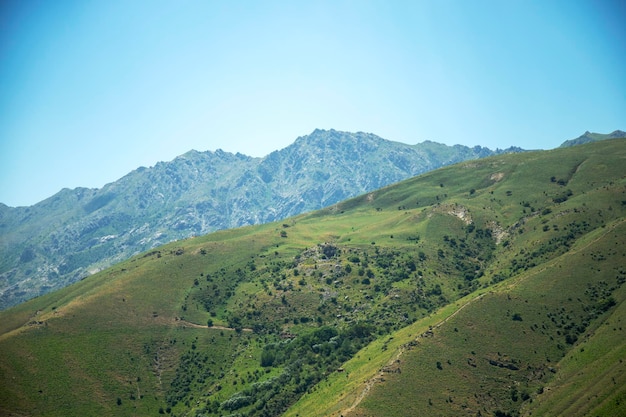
top-left (2, 130), bottom-right (523, 309)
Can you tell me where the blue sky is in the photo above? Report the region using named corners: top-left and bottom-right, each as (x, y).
top-left (1, 0), bottom-right (624, 207)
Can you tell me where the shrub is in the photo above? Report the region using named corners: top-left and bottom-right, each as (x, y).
top-left (221, 393), bottom-right (253, 411)
top-left (260, 349), bottom-right (276, 367)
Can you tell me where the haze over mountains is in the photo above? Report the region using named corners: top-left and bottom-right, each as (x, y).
top-left (0, 129), bottom-right (620, 310)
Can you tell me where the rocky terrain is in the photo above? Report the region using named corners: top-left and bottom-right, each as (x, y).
top-left (0, 128), bottom-right (532, 309)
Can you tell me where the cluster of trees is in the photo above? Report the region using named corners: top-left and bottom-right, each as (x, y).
top-left (167, 349), bottom-right (217, 408)
top-left (443, 227), bottom-right (495, 286)
top-left (195, 324), bottom-right (375, 417)
top-left (174, 219), bottom-right (532, 415)
top-left (190, 266), bottom-right (250, 315)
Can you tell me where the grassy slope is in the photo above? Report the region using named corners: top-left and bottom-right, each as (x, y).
top-left (0, 139), bottom-right (624, 417)
top-left (341, 219), bottom-right (626, 417)
top-left (0, 227), bottom-right (272, 416)
top-left (286, 139), bottom-right (626, 416)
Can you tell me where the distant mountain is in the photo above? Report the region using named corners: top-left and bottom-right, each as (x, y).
top-left (1, 129), bottom-right (524, 309)
top-left (559, 129), bottom-right (626, 147)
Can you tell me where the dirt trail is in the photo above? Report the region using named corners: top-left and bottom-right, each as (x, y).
top-left (341, 219), bottom-right (626, 416)
top-left (175, 319), bottom-right (252, 332)
top-left (341, 292), bottom-right (486, 416)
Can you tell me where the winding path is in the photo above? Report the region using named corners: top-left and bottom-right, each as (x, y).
top-left (341, 292), bottom-right (486, 416)
top-left (341, 218), bottom-right (626, 416)
top-left (176, 319), bottom-right (253, 332)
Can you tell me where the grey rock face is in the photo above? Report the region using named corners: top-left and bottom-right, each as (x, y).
top-left (0, 129), bottom-right (522, 309)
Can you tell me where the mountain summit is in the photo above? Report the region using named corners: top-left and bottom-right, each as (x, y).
top-left (0, 129), bottom-right (522, 310)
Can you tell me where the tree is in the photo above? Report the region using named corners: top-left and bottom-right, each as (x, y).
top-left (261, 349), bottom-right (276, 367)
top-left (322, 244), bottom-right (338, 258)
top-left (407, 259), bottom-right (416, 271)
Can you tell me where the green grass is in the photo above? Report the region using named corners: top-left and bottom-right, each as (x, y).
top-left (347, 218), bottom-right (626, 417)
top-left (0, 139), bottom-right (625, 417)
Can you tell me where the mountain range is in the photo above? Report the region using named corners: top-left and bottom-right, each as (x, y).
top-left (0, 137), bottom-right (624, 417)
top-left (0, 129), bottom-right (524, 310)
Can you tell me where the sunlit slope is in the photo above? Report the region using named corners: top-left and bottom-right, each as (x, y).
top-left (0, 139), bottom-right (624, 417)
top-left (289, 219), bottom-right (625, 417)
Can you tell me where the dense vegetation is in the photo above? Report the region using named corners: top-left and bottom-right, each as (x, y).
top-left (0, 138), bottom-right (624, 417)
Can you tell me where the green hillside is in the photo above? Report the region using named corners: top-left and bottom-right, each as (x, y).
top-left (1, 139), bottom-right (625, 417)
top-left (1, 129), bottom-right (516, 311)
top-left (559, 129), bottom-right (626, 147)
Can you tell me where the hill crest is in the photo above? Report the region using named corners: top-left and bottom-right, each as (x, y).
top-left (559, 129), bottom-right (626, 147)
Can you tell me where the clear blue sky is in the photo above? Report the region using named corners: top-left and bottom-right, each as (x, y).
top-left (1, 0), bottom-right (624, 207)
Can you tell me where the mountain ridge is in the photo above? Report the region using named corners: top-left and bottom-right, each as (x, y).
top-left (0, 129), bottom-right (524, 310)
top-left (559, 129), bottom-right (626, 147)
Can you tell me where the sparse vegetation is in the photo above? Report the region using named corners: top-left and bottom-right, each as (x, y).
top-left (0, 139), bottom-right (625, 417)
